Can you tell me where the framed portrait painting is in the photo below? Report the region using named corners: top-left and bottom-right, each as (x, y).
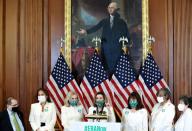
top-left (64, 0), bottom-right (149, 82)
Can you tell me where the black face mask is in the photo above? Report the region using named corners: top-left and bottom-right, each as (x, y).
top-left (12, 107), bottom-right (19, 112)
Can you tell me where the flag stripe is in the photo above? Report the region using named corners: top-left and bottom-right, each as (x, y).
top-left (149, 86), bottom-right (158, 100)
top-left (111, 78), bottom-right (127, 102)
top-left (47, 87), bottom-right (62, 112)
top-left (81, 80), bottom-right (94, 106)
top-left (124, 87), bottom-right (131, 96)
top-left (50, 76), bottom-right (66, 100)
top-left (114, 97), bottom-right (122, 116)
top-left (114, 106), bottom-right (122, 118)
top-left (114, 92), bottom-right (125, 109)
top-left (48, 79), bottom-right (64, 105)
top-left (138, 76), bottom-right (155, 105)
top-left (103, 81), bottom-right (114, 105)
top-left (60, 89), bottom-right (66, 98)
top-left (161, 79), bottom-right (168, 88)
top-left (82, 78), bottom-right (94, 101)
top-left (80, 81), bottom-right (93, 107)
top-left (80, 88), bottom-right (92, 108)
top-left (112, 82), bottom-right (127, 107)
top-left (98, 84), bottom-right (103, 93)
top-left (142, 96), bottom-right (151, 112)
top-left (138, 79), bottom-right (154, 109)
top-left (159, 80), bottom-right (166, 88)
top-left (46, 83), bottom-right (63, 107)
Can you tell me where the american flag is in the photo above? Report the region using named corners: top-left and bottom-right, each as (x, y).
top-left (80, 51), bottom-right (114, 110)
top-left (45, 53), bottom-right (86, 119)
top-left (137, 53), bottom-right (169, 112)
top-left (111, 53), bottom-right (141, 116)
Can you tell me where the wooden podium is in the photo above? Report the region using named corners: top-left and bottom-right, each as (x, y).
top-left (69, 122), bottom-right (121, 131)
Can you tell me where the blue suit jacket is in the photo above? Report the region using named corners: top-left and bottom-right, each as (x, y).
top-left (87, 12), bottom-right (130, 73)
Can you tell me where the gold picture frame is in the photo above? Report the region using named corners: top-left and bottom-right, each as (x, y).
top-left (64, 0), bottom-right (149, 68)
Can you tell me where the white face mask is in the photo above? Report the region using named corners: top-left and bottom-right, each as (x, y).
top-left (157, 97), bottom-right (164, 103)
top-left (178, 104), bottom-right (185, 111)
top-left (38, 96), bottom-right (46, 103)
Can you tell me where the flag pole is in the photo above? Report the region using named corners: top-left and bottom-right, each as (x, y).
top-left (119, 36), bottom-right (128, 54)
top-left (92, 36), bottom-right (101, 53)
top-left (147, 35), bottom-right (155, 54)
top-left (56, 37), bottom-right (65, 131)
top-left (59, 37), bottom-right (65, 55)
top-left (122, 41), bottom-right (128, 55)
top-left (142, 35), bottom-right (155, 63)
top-left (56, 119), bottom-right (63, 131)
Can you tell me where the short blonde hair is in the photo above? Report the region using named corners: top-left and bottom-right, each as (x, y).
top-left (64, 91), bottom-right (80, 107)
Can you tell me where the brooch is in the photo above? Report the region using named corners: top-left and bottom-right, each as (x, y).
top-left (44, 107), bottom-right (48, 112)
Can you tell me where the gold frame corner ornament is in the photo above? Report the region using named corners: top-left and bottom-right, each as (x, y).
top-left (64, 0), bottom-right (149, 67)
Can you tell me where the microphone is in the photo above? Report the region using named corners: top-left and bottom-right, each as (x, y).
top-left (99, 111), bottom-right (103, 115)
top-left (102, 111), bottom-right (106, 115)
top-left (92, 110), bottom-right (97, 122)
top-left (93, 110), bottom-right (96, 115)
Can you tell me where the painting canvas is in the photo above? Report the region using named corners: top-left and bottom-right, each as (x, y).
top-left (71, 0), bottom-right (143, 82)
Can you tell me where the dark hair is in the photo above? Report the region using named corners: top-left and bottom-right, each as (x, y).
top-left (156, 88), bottom-right (171, 100)
top-left (128, 92), bottom-right (143, 110)
top-left (93, 92), bottom-right (107, 114)
top-left (188, 97), bottom-right (192, 109)
top-left (94, 92), bottom-right (106, 107)
top-left (36, 88), bottom-right (50, 102)
top-left (179, 95), bottom-right (189, 105)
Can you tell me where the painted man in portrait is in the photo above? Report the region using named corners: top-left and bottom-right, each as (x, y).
top-left (77, 2), bottom-right (130, 74)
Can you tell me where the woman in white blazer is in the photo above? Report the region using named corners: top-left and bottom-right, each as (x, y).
top-left (121, 92), bottom-right (148, 131)
top-left (61, 91), bottom-right (84, 131)
top-left (29, 88), bottom-right (56, 131)
top-left (175, 96), bottom-right (192, 131)
top-left (87, 92), bottom-right (116, 122)
top-left (150, 88), bottom-right (175, 131)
